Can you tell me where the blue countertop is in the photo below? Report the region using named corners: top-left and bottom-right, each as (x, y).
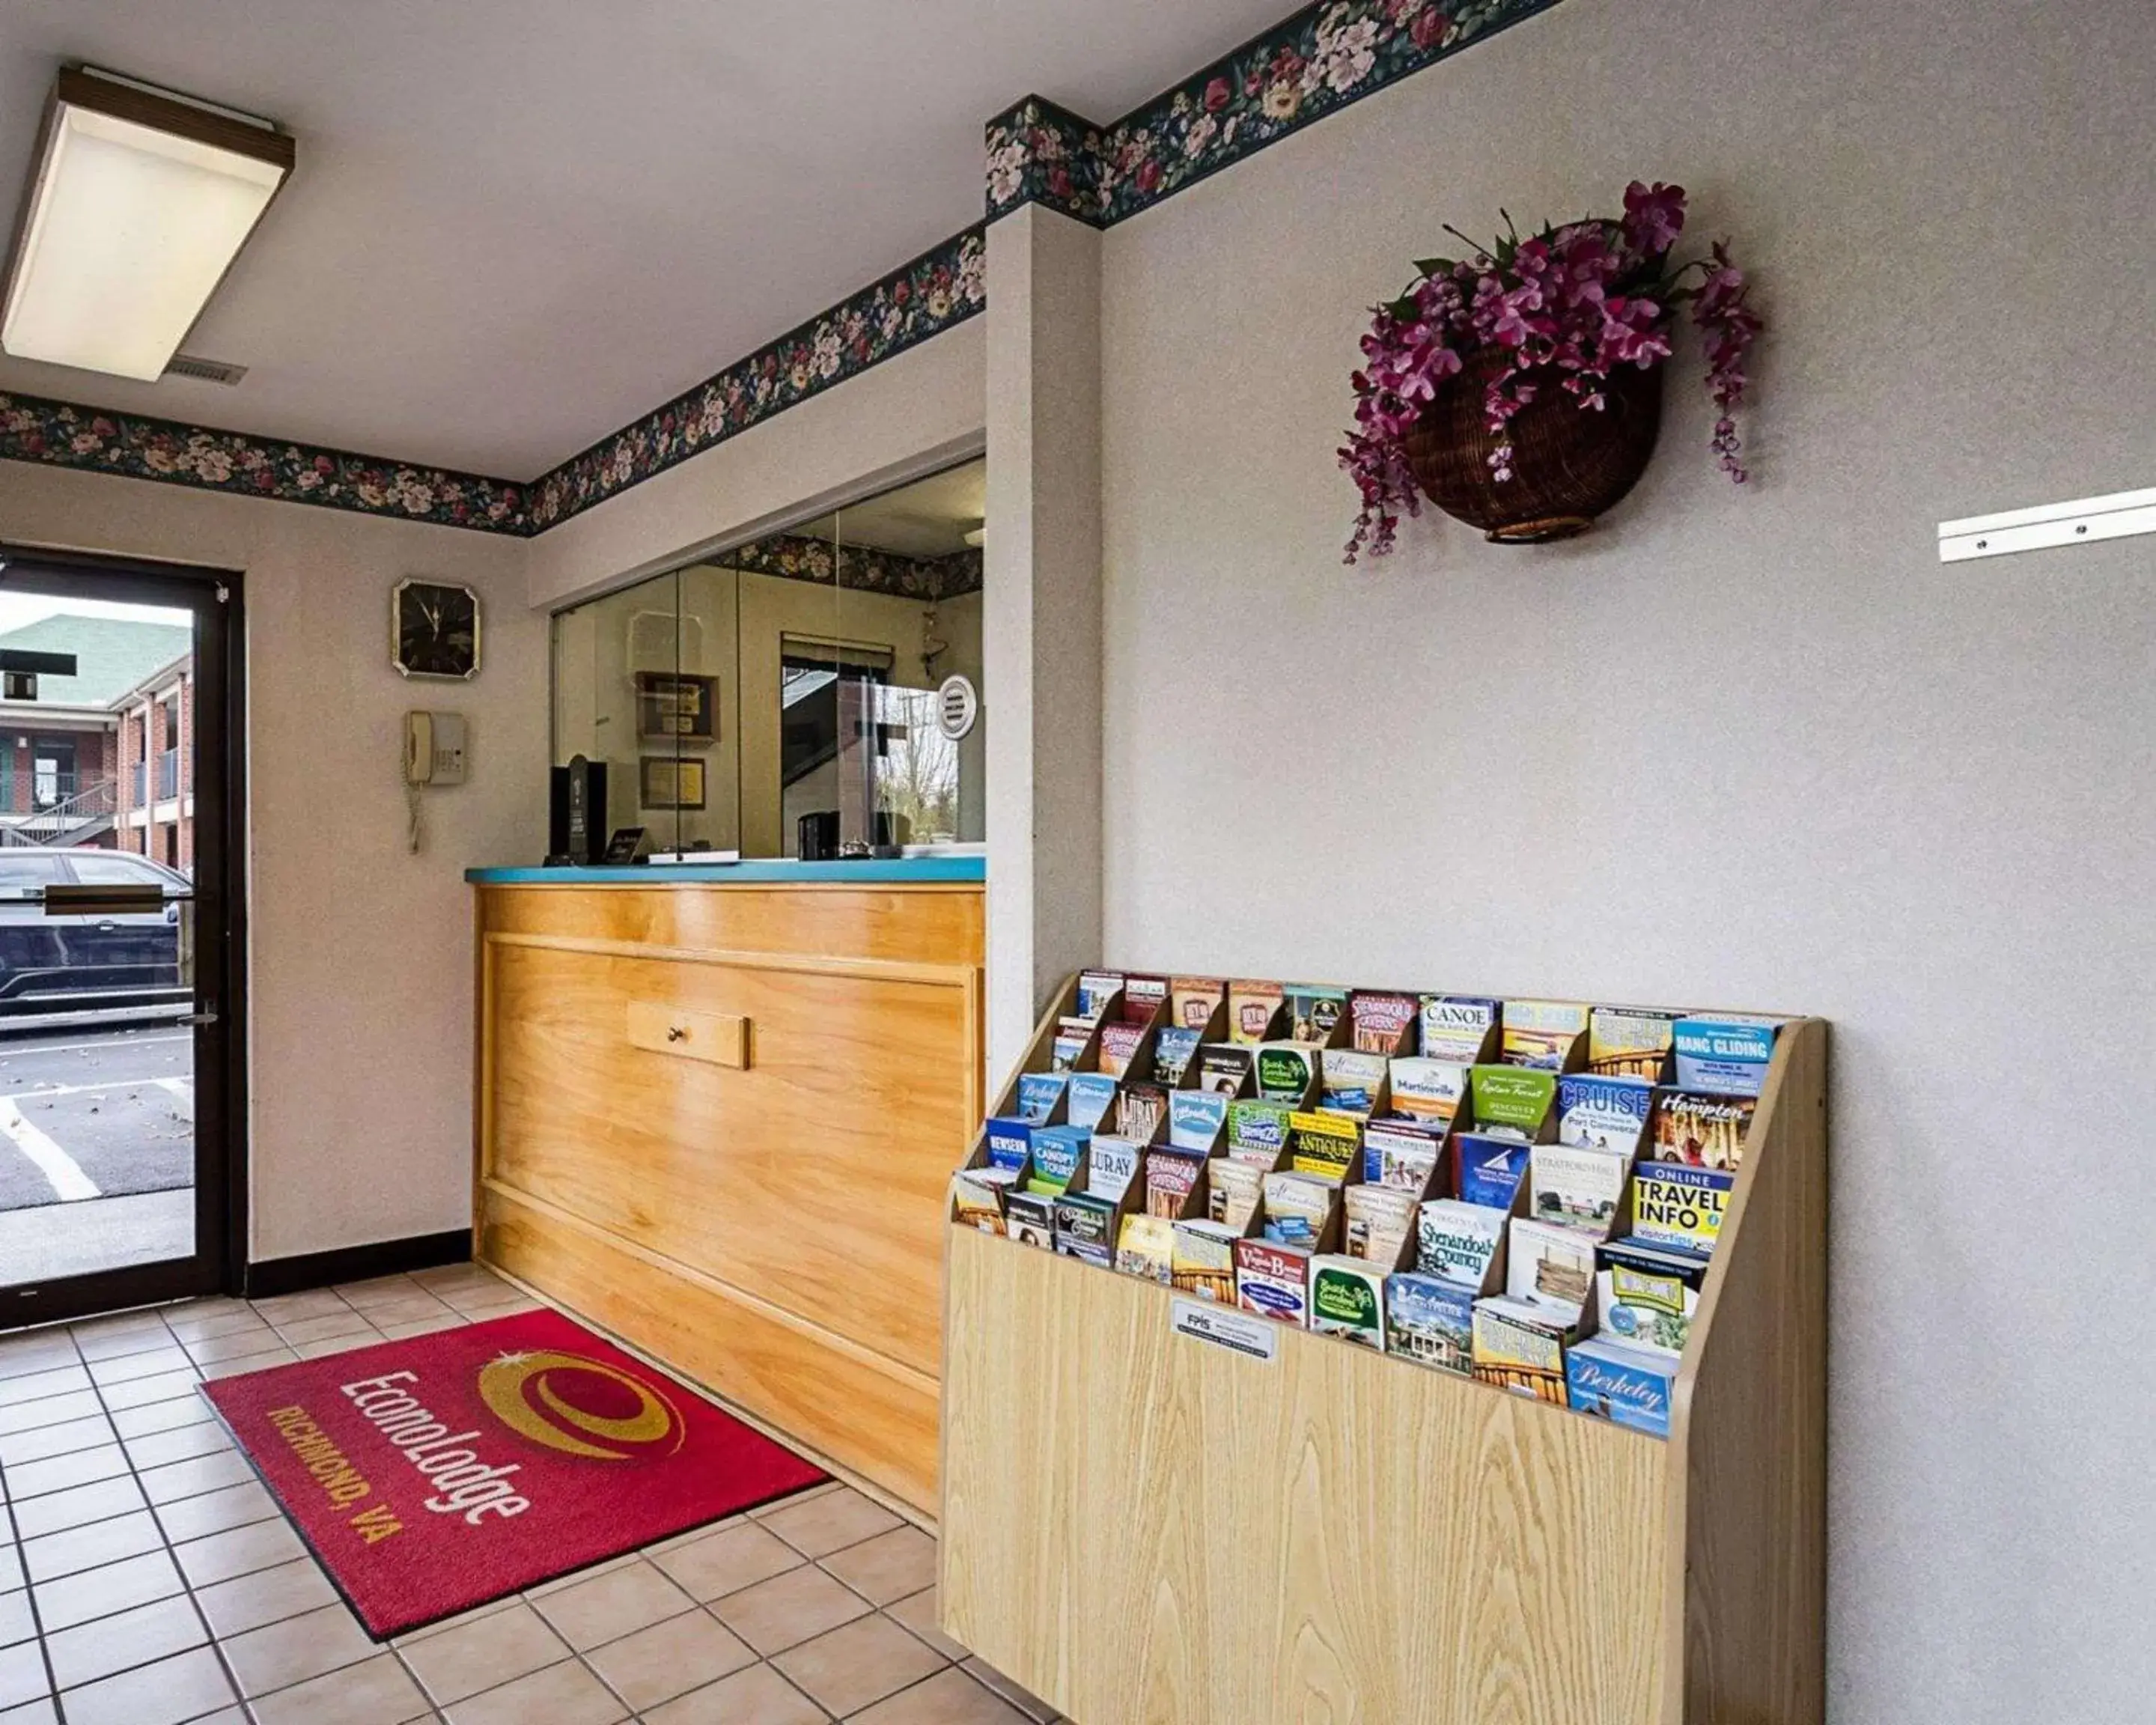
top-left (466, 856), bottom-right (985, 885)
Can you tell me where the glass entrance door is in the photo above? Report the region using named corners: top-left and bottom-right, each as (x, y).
top-left (0, 549), bottom-right (242, 1327)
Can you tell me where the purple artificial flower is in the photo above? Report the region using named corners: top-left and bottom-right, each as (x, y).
top-left (1621, 180), bottom-right (1687, 257)
top-left (1342, 182), bottom-right (1760, 561)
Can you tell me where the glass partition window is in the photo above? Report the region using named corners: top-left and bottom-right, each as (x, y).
top-left (550, 457), bottom-right (985, 859)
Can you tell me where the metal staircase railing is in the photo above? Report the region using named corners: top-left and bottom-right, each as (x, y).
top-left (0, 777), bottom-right (119, 847)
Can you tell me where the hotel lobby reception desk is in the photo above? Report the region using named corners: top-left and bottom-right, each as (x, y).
top-left (466, 860), bottom-right (985, 1512)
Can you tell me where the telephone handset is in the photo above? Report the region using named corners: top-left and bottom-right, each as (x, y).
top-left (403, 711), bottom-right (468, 786)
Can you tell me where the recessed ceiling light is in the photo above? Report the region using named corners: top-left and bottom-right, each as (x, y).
top-left (2, 66), bottom-right (294, 382)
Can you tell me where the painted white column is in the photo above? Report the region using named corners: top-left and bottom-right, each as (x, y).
top-left (984, 205), bottom-right (1103, 1080)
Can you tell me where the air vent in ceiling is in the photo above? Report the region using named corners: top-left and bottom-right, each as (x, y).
top-left (162, 353), bottom-right (248, 386)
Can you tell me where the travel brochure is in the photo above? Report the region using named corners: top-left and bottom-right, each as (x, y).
top-left (955, 970), bottom-right (1791, 1440)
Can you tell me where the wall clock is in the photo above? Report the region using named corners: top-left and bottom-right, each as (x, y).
top-left (392, 579), bottom-right (481, 680)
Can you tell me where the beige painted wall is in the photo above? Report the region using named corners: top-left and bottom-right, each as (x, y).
top-left (1093, 0), bottom-right (2155, 1718)
top-left (0, 460), bottom-right (546, 1262)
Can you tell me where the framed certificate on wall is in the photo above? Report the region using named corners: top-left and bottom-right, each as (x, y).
top-left (635, 672), bottom-right (716, 743)
top-left (639, 755), bottom-right (707, 811)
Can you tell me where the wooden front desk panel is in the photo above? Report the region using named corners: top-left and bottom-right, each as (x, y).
top-left (475, 882), bottom-right (984, 1510)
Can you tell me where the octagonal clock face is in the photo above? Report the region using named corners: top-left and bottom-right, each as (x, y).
top-left (393, 579), bottom-right (481, 679)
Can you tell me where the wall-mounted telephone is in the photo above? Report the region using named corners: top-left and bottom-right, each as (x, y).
top-left (404, 711), bottom-right (467, 785)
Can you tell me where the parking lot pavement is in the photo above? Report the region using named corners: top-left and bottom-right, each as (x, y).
top-left (0, 1023), bottom-right (195, 1211)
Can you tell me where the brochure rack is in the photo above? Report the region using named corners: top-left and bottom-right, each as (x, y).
top-left (938, 977), bottom-right (1826, 1725)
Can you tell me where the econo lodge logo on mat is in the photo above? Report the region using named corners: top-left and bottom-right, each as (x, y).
top-left (475, 1348), bottom-right (687, 1461)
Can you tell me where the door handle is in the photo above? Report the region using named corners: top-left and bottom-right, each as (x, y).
top-left (179, 1007), bottom-right (219, 1027)
top-left (97, 919), bottom-right (117, 932)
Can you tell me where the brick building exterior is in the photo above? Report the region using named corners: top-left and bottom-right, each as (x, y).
top-left (0, 614), bottom-right (193, 862)
top-left (113, 662), bottom-right (195, 868)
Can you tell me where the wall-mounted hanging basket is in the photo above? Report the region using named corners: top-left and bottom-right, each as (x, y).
top-left (1400, 350), bottom-right (1664, 544)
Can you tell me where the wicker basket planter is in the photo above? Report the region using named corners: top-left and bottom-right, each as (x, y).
top-left (1399, 348), bottom-right (1665, 544)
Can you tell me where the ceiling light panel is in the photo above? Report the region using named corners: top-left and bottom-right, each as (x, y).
top-left (3, 68), bottom-right (293, 382)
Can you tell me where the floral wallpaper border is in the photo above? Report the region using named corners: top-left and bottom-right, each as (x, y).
top-left (986, 0), bottom-right (1567, 227)
top-left (720, 534), bottom-right (981, 600)
top-left (523, 228), bottom-right (987, 535)
top-left (1, 1), bottom-right (1565, 537)
top-left (0, 389), bottom-right (527, 532)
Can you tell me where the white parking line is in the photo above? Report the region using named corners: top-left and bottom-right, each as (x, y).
top-left (0, 1095), bottom-right (100, 1202)
top-left (4, 1074), bottom-right (195, 1100)
top-left (0, 1032), bottom-right (191, 1059)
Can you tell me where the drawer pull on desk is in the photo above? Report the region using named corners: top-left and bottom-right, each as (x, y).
top-left (627, 1000), bottom-right (749, 1068)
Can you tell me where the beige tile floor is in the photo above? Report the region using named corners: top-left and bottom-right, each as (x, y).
top-left (0, 1264), bottom-right (1059, 1724)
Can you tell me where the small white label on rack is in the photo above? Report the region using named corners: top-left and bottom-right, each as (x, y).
top-left (1171, 1297), bottom-right (1279, 1363)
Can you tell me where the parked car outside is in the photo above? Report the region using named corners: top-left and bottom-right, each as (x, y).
top-left (0, 848), bottom-right (189, 1003)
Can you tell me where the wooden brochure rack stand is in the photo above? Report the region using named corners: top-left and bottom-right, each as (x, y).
top-left (938, 979), bottom-right (1826, 1725)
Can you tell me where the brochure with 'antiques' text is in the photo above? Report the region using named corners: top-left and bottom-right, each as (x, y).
top-left (1529, 1143), bottom-right (1631, 1237)
top-left (1287, 1110), bottom-right (1361, 1183)
top-left (1416, 1199), bottom-right (1505, 1290)
top-left (1385, 1272), bottom-right (1475, 1375)
top-left (1419, 995), bottom-right (1499, 1062)
top-left (1556, 1073), bottom-right (1653, 1153)
top-left (1363, 1119), bottom-right (1444, 1190)
top-left (1651, 1092), bottom-right (1755, 1170)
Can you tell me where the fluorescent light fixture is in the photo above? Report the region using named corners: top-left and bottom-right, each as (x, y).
top-left (3, 67), bottom-right (293, 381)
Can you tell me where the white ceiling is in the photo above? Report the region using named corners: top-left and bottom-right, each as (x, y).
top-left (0, 1), bottom-right (1289, 480)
